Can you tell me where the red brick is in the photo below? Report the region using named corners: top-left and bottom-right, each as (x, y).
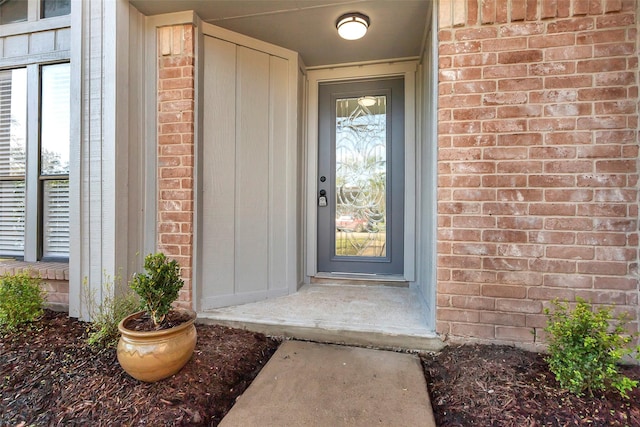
top-left (498, 77), bottom-right (543, 92)
top-left (577, 58), bottom-right (627, 73)
top-left (439, 202), bottom-right (481, 214)
top-left (528, 33), bottom-right (575, 48)
top-left (595, 13), bottom-right (635, 29)
top-left (453, 80), bottom-right (497, 94)
top-left (576, 232), bottom-right (627, 246)
top-left (439, 281), bottom-right (481, 295)
top-left (530, 146), bottom-right (576, 159)
top-left (544, 75), bottom-right (592, 89)
top-left (482, 119), bottom-right (527, 133)
top-left (452, 243), bottom-right (497, 256)
top-left (480, 0), bottom-right (496, 24)
top-left (577, 203), bottom-right (627, 217)
top-left (483, 202), bottom-right (528, 216)
top-left (495, 299), bottom-right (543, 314)
top-left (544, 45), bottom-right (593, 61)
top-left (497, 271), bottom-right (543, 286)
top-left (455, 27), bottom-right (499, 40)
top-left (594, 101), bottom-right (636, 115)
top-left (593, 218), bottom-right (637, 232)
top-left (451, 323), bottom-right (496, 339)
top-left (438, 308), bottom-right (480, 323)
top-left (546, 245), bottom-right (594, 260)
top-left (483, 257), bottom-right (529, 272)
top-left (483, 64), bottom-right (528, 78)
top-left (497, 133), bottom-right (542, 146)
top-left (529, 259), bottom-right (576, 273)
top-left (544, 160), bottom-right (592, 173)
top-left (595, 247), bottom-right (636, 261)
top-left (498, 243), bottom-right (544, 258)
top-left (544, 217), bottom-right (593, 230)
top-left (530, 89), bottom-right (578, 103)
top-left (439, 67), bottom-right (482, 80)
top-left (482, 175), bottom-right (527, 187)
top-left (594, 276), bottom-right (637, 290)
top-left (511, 0), bottom-right (526, 21)
top-left (498, 50), bottom-right (543, 64)
top-left (495, 326), bottom-right (535, 342)
top-left (497, 189), bottom-right (543, 201)
top-left (544, 189), bottom-right (593, 202)
top-left (578, 87), bottom-right (627, 101)
top-left (482, 284), bottom-right (526, 299)
top-left (577, 29), bottom-right (626, 45)
top-left (577, 261), bottom-right (628, 275)
top-left (547, 18), bottom-right (595, 33)
top-left (483, 230), bottom-right (528, 243)
top-left (593, 189), bottom-right (636, 202)
top-left (530, 203), bottom-right (576, 216)
top-left (479, 311), bottom-right (526, 327)
top-left (529, 61), bottom-right (575, 76)
top-left (529, 118), bottom-right (576, 131)
top-left (483, 92), bottom-right (528, 105)
top-left (452, 216), bottom-right (496, 228)
top-left (577, 173), bottom-right (626, 187)
top-left (577, 145), bottom-right (621, 159)
top-left (497, 161), bottom-right (542, 173)
top-left (543, 274), bottom-right (593, 288)
top-left (453, 107), bottom-right (496, 120)
top-left (451, 296), bottom-right (496, 310)
top-left (438, 228), bottom-right (482, 242)
top-left (595, 160), bottom-right (636, 173)
top-left (595, 71), bottom-right (636, 86)
top-left (497, 217), bottom-right (543, 230)
top-left (594, 43), bottom-right (635, 57)
top-left (577, 116), bottom-right (627, 129)
top-left (496, 105), bottom-right (541, 118)
top-left (452, 134), bottom-right (496, 147)
top-left (529, 175), bottom-right (575, 187)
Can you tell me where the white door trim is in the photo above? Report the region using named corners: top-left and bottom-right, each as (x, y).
top-left (306, 61), bottom-right (417, 282)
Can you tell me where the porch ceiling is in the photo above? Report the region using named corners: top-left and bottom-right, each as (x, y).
top-left (129, 0), bottom-right (431, 67)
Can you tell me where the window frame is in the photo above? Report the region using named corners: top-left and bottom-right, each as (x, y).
top-left (0, 60), bottom-right (70, 262)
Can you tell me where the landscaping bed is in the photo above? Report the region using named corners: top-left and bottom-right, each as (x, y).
top-left (2, 310), bottom-right (640, 426)
top-left (0, 310), bottom-right (278, 426)
top-left (422, 344), bottom-right (640, 426)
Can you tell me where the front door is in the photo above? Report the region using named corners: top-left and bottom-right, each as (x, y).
top-left (317, 78), bottom-right (404, 275)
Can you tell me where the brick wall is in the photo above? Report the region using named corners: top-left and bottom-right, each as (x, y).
top-left (437, 0), bottom-right (639, 345)
top-left (0, 261), bottom-right (69, 311)
top-left (156, 25), bottom-right (195, 308)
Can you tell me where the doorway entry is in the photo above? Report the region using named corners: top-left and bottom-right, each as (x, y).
top-left (317, 78), bottom-right (404, 275)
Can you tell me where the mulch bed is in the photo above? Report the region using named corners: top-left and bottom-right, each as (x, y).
top-left (422, 344), bottom-right (640, 426)
top-left (4, 311), bottom-right (640, 426)
top-left (0, 310), bottom-right (279, 426)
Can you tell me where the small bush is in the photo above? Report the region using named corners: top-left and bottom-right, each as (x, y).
top-left (84, 274), bottom-right (141, 349)
top-left (131, 253), bottom-right (184, 328)
top-left (544, 298), bottom-right (639, 398)
top-left (0, 271), bottom-right (45, 331)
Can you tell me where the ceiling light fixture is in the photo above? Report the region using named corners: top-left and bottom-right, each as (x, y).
top-left (336, 12), bottom-right (370, 40)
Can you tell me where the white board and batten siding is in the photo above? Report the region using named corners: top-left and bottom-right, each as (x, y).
top-left (200, 23), bottom-right (301, 310)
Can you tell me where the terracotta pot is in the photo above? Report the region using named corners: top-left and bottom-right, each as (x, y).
top-left (117, 309), bottom-right (197, 382)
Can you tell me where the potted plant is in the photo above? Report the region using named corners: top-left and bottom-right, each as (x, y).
top-left (117, 252), bottom-right (197, 382)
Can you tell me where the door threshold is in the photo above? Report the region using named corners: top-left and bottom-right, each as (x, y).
top-left (311, 272), bottom-right (408, 287)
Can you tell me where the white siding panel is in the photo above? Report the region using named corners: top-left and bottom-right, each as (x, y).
top-left (235, 46), bottom-right (269, 295)
top-left (268, 55), bottom-right (288, 291)
top-left (56, 27), bottom-right (70, 51)
top-left (4, 34), bottom-right (28, 58)
top-left (201, 36), bottom-right (237, 302)
top-left (29, 31), bottom-right (55, 54)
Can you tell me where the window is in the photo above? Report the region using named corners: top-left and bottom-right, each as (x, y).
top-left (0, 68), bottom-right (26, 256)
top-left (41, 0), bottom-right (69, 19)
top-left (0, 63), bottom-right (69, 260)
top-left (0, 0), bottom-right (28, 25)
top-left (40, 63), bottom-right (69, 258)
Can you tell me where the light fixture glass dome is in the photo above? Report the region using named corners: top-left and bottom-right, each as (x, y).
top-left (336, 13), bottom-right (370, 40)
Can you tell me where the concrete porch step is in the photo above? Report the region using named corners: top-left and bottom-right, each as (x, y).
top-left (197, 284), bottom-right (444, 352)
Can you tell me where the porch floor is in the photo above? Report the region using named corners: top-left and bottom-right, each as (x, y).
top-left (197, 284), bottom-right (444, 351)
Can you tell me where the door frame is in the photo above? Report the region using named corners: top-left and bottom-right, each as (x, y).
top-left (306, 61), bottom-right (417, 281)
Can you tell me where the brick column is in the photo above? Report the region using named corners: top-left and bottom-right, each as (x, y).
top-left (156, 25), bottom-right (195, 308)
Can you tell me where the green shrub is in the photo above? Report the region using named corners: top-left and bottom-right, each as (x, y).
top-left (84, 274), bottom-right (141, 349)
top-left (130, 253), bottom-right (184, 328)
top-left (544, 298), bottom-right (639, 398)
top-left (0, 271), bottom-right (45, 330)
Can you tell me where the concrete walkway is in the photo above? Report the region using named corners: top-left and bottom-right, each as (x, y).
top-left (219, 340), bottom-right (436, 427)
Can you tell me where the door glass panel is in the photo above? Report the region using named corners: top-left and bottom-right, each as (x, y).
top-left (335, 95), bottom-right (386, 257)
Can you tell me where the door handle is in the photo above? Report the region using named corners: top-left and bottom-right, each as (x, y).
top-left (318, 189), bottom-right (327, 207)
